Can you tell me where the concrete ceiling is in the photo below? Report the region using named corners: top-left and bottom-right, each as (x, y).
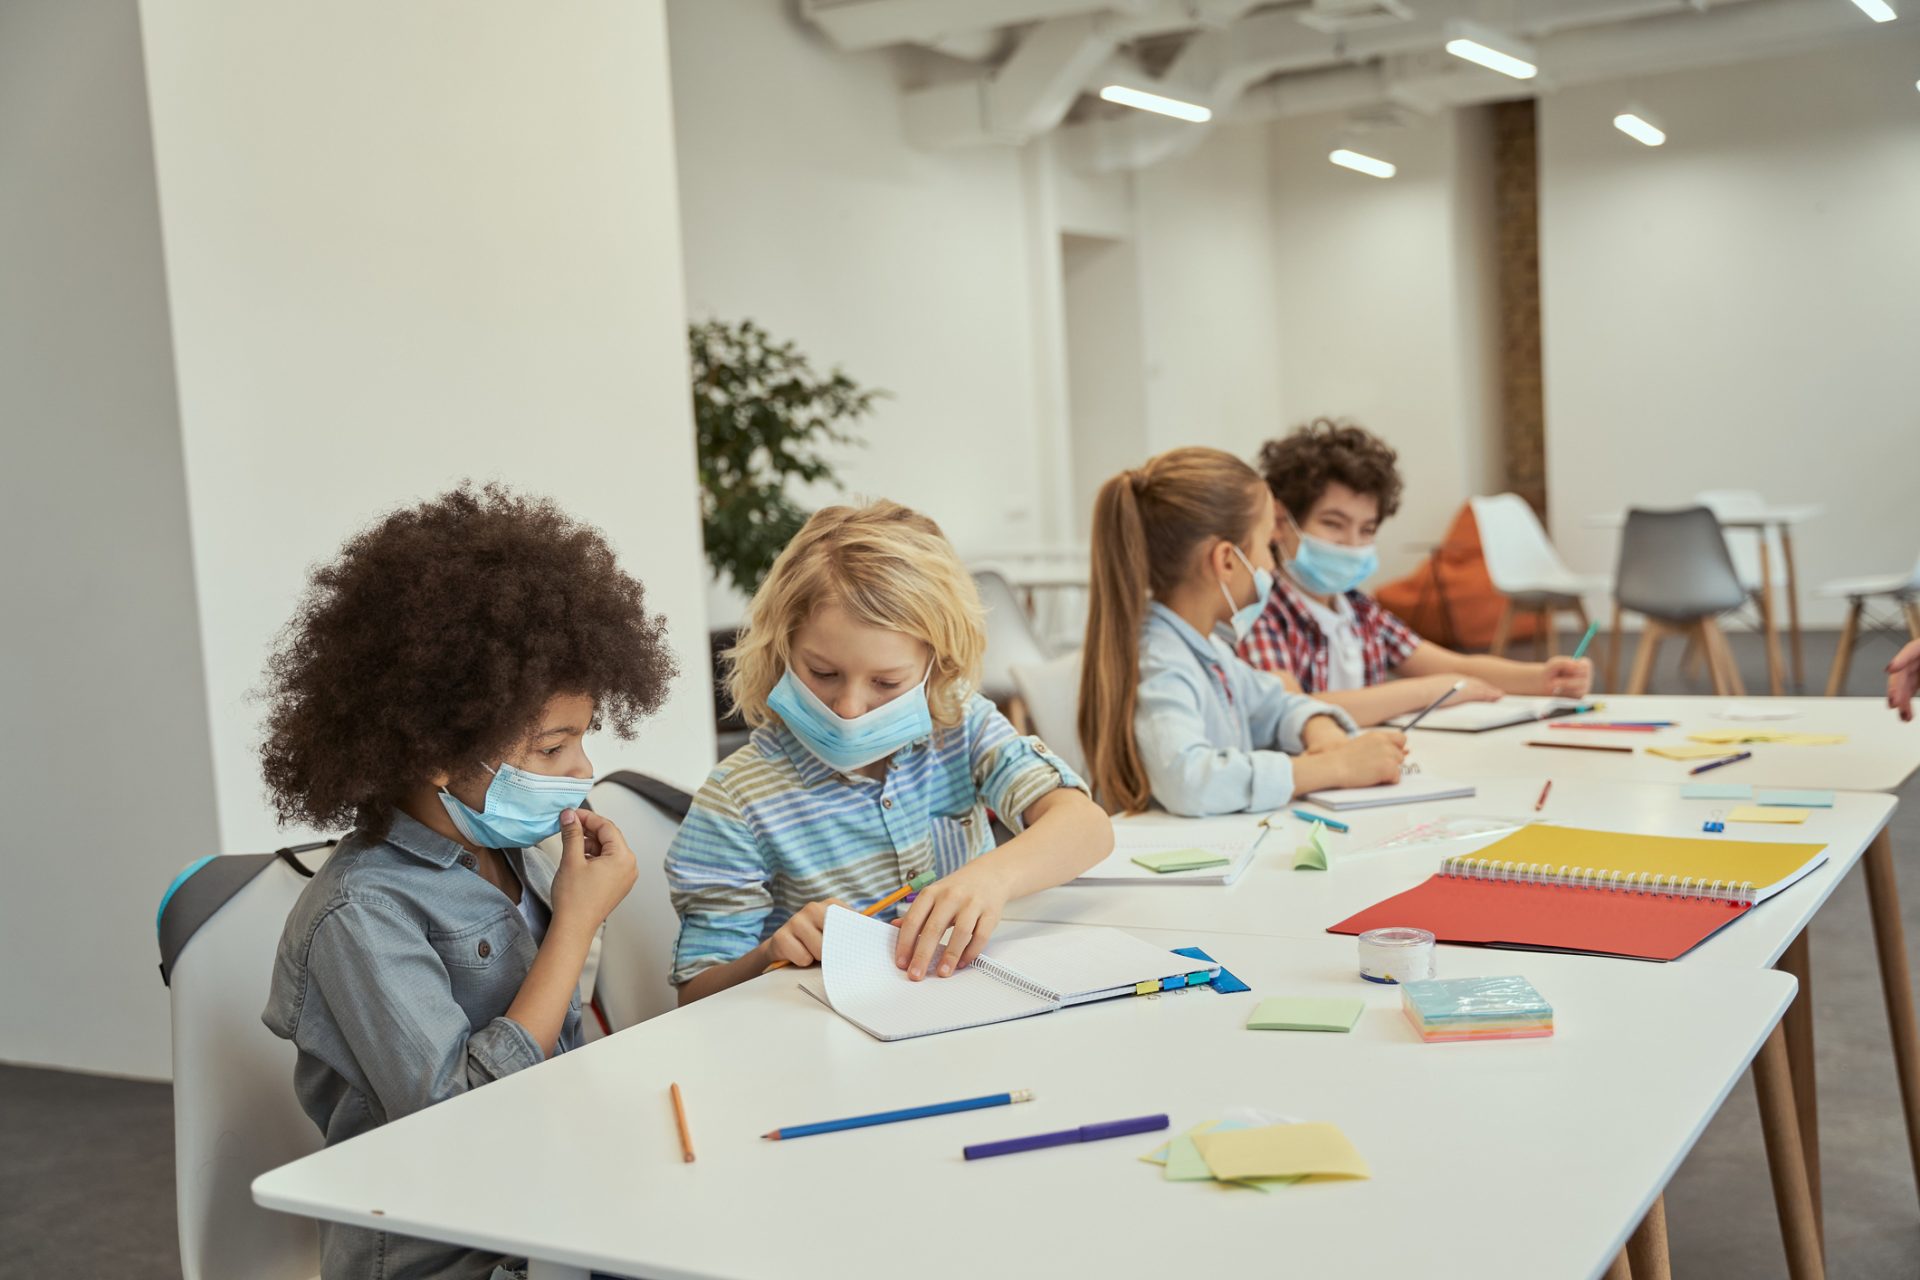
top-left (798, 0), bottom-right (1897, 167)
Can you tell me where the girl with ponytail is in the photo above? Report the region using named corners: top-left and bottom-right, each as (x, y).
top-left (1078, 447), bottom-right (1408, 816)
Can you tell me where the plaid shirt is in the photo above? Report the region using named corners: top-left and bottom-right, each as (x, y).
top-left (1236, 576), bottom-right (1420, 693)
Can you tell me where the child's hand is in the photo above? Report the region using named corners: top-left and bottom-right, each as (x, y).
top-left (1543, 656), bottom-right (1593, 698)
top-left (1452, 676), bottom-right (1505, 704)
top-left (1335, 730), bottom-right (1408, 787)
top-left (1301, 714), bottom-right (1349, 754)
top-left (550, 808), bottom-right (637, 930)
top-left (893, 861), bottom-right (1013, 981)
top-left (763, 899), bottom-right (851, 969)
top-left (1889, 640), bottom-right (1920, 721)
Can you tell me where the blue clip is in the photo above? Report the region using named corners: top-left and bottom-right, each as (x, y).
top-left (1703, 820), bottom-right (1725, 833)
top-left (1160, 973), bottom-right (1188, 990)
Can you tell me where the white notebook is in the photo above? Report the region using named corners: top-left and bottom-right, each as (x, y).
top-left (1070, 813), bottom-right (1270, 886)
top-left (1299, 776), bottom-right (1477, 811)
top-left (797, 907), bottom-right (1219, 1041)
top-left (1389, 697), bottom-right (1584, 733)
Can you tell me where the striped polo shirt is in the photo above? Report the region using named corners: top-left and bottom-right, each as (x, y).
top-left (666, 692), bottom-right (1085, 986)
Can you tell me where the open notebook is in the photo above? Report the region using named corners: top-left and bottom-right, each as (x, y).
top-left (1389, 698), bottom-right (1585, 733)
top-left (1070, 813), bottom-right (1270, 886)
top-left (798, 907), bottom-right (1219, 1041)
top-left (1329, 824), bottom-right (1827, 961)
top-left (1299, 776), bottom-right (1476, 811)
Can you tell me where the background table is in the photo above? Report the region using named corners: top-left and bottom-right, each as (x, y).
top-left (255, 929), bottom-right (1795, 1280)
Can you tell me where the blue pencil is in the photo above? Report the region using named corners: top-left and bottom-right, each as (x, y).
top-left (764, 1089), bottom-right (1034, 1140)
top-left (1290, 808), bottom-right (1350, 833)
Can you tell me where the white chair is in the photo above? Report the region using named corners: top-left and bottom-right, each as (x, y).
top-left (1010, 648), bottom-right (1086, 780)
top-left (168, 850), bottom-right (328, 1280)
top-left (587, 772), bottom-right (690, 1030)
top-left (1468, 494), bottom-right (1608, 661)
top-left (1819, 549), bottom-right (1920, 695)
top-left (974, 569), bottom-right (1053, 730)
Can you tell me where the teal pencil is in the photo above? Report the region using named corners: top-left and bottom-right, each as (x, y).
top-left (1571, 621), bottom-right (1600, 661)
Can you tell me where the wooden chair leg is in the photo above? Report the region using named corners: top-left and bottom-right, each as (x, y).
top-left (1863, 830), bottom-right (1920, 1209)
top-left (1626, 1194), bottom-right (1671, 1280)
top-left (1692, 621), bottom-right (1727, 696)
top-left (1905, 598), bottom-right (1920, 643)
top-left (1537, 606), bottom-right (1554, 660)
top-left (1626, 621), bottom-right (1664, 694)
top-left (1825, 598), bottom-right (1862, 698)
top-left (1607, 602), bottom-right (1624, 693)
top-left (1779, 932), bottom-right (1823, 1252)
top-left (1758, 538), bottom-right (1785, 696)
top-left (1754, 1024), bottom-right (1828, 1280)
top-left (1781, 527), bottom-right (1805, 688)
top-left (1680, 631), bottom-right (1706, 683)
top-left (1605, 1250), bottom-right (1633, 1280)
top-left (1490, 600), bottom-right (1513, 657)
top-left (1702, 619), bottom-right (1746, 696)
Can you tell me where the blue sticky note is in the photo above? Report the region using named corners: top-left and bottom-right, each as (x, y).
top-left (1681, 783), bottom-right (1752, 801)
top-left (1756, 789), bottom-right (1835, 808)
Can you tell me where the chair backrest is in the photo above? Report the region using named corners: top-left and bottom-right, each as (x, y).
top-left (1010, 648), bottom-right (1086, 780)
top-left (1694, 488), bottom-right (1784, 588)
top-left (1614, 506), bottom-right (1749, 622)
top-left (974, 569), bottom-right (1053, 705)
top-left (1468, 493), bottom-right (1576, 595)
top-left (169, 852), bottom-right (327, 1280)
top-left (587, 772), bottom-right (690, 1030)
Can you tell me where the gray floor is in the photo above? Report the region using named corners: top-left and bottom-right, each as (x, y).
top-left (4, 623), bottom-right (1917, 1279)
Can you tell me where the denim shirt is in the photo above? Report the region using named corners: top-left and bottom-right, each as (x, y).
top-left (263, 809), bottom-right (580, 1280)
top-left (1135, 602), bottom-right (1358, 816)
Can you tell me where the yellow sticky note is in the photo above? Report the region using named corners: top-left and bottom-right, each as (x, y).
top-left (1192, 1122), bottom-right (1371, 1182)
top-left (1649, 743), bottom-right (1742, 761)
top-left (1777, 734), bottom-right (1846, 746)
top-left (1729, 805), bottom-right (1809, 825)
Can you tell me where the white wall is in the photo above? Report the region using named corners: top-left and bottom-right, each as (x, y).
top-left (666, 0), bottom-right (1054, 623)
top-left (0, 0), bottom-right (220, 1080)
top-left (140, 0), bottom-right (716, 856)
top-left (1540, 35), bottom-right (1920, 623)
top-left (1062, 233), bottom-right (1150, 533)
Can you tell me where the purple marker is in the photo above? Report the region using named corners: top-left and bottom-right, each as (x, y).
top-left (963, 1114), bottom-right (1169, 1161)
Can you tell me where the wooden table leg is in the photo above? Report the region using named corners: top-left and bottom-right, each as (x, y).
top-left (1781, 526), bottom-right (1805, 688)
top-left (1779, 931), bottom-right (1823, 1252)
top-left (1605, 1250), bottom-right (1633, 1280)
top-left (1754, 1023), bottom-right (1828, 1280)
top-left (1863, 829), bottom-right (1920, 1207)
top-left (1490, 600), bottom-right (1513, 657)
top-left (1626, 1194), bottom-right (1671, 1280)
top-left (1758, 537), bottom-right (1785, 696)
top-left (1826, 599), bottom-right (1861, 697)
top-left (1608, 602), bottom-right (1624, 693)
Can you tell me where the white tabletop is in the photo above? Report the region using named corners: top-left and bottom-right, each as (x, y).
top-left (253, 928), bottom-right (1794, 1280)
top-left (1006, 776), bottom-right (1894, 973)
top-left (1583, 505), bottom-right (1824, 530)
top-left (1402, 695), bottom-right (1920, 793)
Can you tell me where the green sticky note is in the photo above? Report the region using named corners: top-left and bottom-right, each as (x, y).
top-left (1246, 996), bottom-right (1364, 1032)
top-left (1681, 782), bottom-right (1752, 801)
top-left (1756, 789), bottom-right (1835, 808)
top-left (1163, 1134), bottom-right (1222, 1181)
top-left (1230, 1175), bottom-right (1308, 1193)
top-left (1131, 847), bottom-right (1231, 874)
top-left (1292, 822), bottom-right (1329, 871)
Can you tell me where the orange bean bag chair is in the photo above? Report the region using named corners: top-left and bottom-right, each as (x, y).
top-left (1375, 503), bottom-right (1540, 650)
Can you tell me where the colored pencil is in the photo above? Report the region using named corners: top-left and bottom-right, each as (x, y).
top-left (1287, 808), bottom-right (1349, 833)
top-left (1527, 740), bottom-right (1635, 754)
top-left (1535, 780), bottom-right (1552, 811)
top-left (1547, 722), bottom-right (1666, 732)
top-left (765, 1089), bottom-right (1034, 1141)
top-left (1689, 751), bottom-right (1754, 776)
top-left (670, 1083), bottom-right (695, 1164)
top-left (963, 1114), bottom-right (1169, 1161)
top-left (765, 869), bottom-right (938, 972)
top-left (1402, 680), bottom-right (1465, 732)
top-left (1570, 621), bottom-right (1601, 661)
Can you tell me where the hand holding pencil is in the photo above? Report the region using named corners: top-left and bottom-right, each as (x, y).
top-left (763, 871), bottom-right (937, 972)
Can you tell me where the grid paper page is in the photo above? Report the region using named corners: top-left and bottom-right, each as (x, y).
top-left (811, 907), bottom-right (1051, 1041)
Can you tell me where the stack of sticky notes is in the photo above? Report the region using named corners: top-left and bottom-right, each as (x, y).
top-left (1142, 1116), bottom-right (1370, 1191)
top-left (1129, 848), bottom-right (1231, 874)
top-left (1401, 975), bottom-right (1553, 1043)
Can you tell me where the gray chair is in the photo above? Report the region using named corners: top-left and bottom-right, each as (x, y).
top-left (974, 569), bottom-right (1053, 729)
top-left (1611, 506), bottom-right (1751, 695)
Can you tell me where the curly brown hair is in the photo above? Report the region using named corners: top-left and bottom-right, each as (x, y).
top-left (259, 484), bottom-right (677, 837)
top-left (1255, 418), bottom-right (1403, 524)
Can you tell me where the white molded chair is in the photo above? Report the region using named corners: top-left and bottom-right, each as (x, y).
top-left (587, 772), bottom-right (690, 1030)
top-left (1818, 549), bottom-right (1920, 695)
top-left (1010, 648), bottom-right (1086, 781)
top-left (168, 850), bottom-right (328, 1280)
top-left (974, 568), bottom-right (1053, 729)
top-left (1468, 494), bottom-right (1608, 660)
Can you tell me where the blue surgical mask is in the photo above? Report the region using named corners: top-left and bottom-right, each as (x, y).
top-left (438, 761), bottom-right (592, 849)
top-left (1218, 544), bottom-right (1275, 642)
top-left (1283, 514), bottom-right (1379, 597)
top-left (768, 664), bottom-right (934, 773)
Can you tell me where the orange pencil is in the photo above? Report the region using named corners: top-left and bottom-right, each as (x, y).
top-left (765, 870), bottom-right (937, 972)
top-left (671, 1082), bottom-right (695, 1164)
top-left (1535, 779), bottom-right (1552, 811)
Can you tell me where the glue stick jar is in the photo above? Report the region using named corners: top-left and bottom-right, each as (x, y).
top-left (1357, 927), bottom-right (1437, 984)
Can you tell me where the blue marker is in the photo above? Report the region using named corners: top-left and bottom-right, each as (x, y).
top-left (1291, 808), bottom-right (1349, 833)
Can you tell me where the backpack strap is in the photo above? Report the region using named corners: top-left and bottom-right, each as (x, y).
top-left (155, 841), bottom-right (335, 986)
top-left (597, 770), bottom-right (692, 821)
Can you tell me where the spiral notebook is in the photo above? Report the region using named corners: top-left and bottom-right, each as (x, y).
top-left (1387, 697), bottom-right (1586, 733)
top-left (798, 907), bottom-right (1218, 1041)
top-left (1328, 824), bottom-right (1827, 962)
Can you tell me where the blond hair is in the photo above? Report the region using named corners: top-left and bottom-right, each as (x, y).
top-left (727, 500), bottom-right (985, 731)
top-left (1079, 448), bottom-right (1269, 814)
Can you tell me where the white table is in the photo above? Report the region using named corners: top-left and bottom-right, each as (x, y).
top-left (254, 928), bottom-right (1796, 1280)
top-left (1587, 506), bottom-right (1823, 694)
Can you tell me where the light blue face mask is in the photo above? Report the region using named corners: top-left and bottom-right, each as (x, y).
top-left (1218, 543), bottom-right (1275, 642)
top-left (439, 761), bottom-right (592, 850)
top-left (767, 663), bottom-right (934, 773)
top-left (1282, 513), bottom-right (1380, 597)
